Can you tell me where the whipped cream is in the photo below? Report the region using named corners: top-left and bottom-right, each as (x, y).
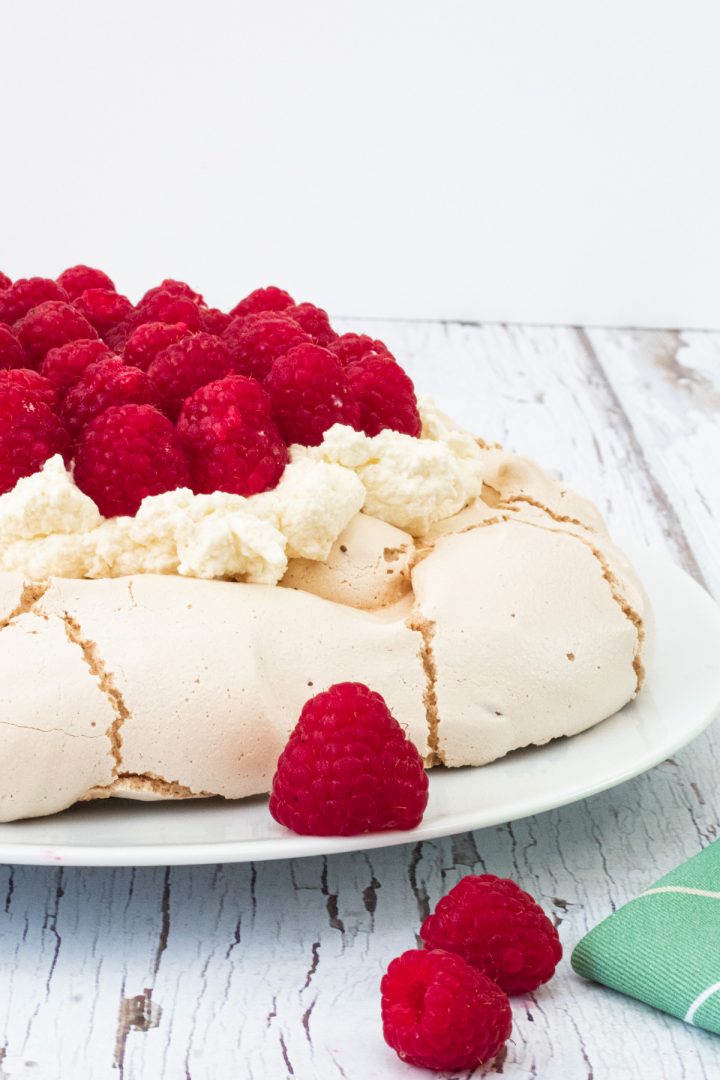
top-left (0, 400), bottom-right (484, 583)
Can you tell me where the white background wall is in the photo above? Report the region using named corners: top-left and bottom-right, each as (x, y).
top-left (1, 0), bottom-right (719, 327)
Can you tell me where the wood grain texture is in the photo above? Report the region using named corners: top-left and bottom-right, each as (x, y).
top-left (0, 321), bottom-right (718, 1080)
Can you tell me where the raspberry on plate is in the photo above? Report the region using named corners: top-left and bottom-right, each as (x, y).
top-left (0, 324), bottom-right (25, 369)
top-left (346, 355), bottom-right (421, 437)
top-left (122, 321), bottom-right (193, 371)
top-left (14, 301), bottom-right (98, 369)
top-left (285, 302), bottom-right (336, 346)
top-left (228, 286), bottom-right (294, 319)
top-left (147, 332), bottom-right (234, 421)
top-left (41, 339), bottom-right (113, 398)
top-left (73, 288), bottom-right (134, 338)
top-left (0, 368), bottom-right (58, 410)
top-left (269, 682), bottom-right (429, 836)
top-left (177, 376), bottom-right (286, 496)
top-left (74, 404), bottom-right (190, 517)
top-left (381, 948), bottom-right (511, 1072)
top-left (420, 874), bottom-right (563, 994)
top-left (0, 384), bottom-right (69, 495)
top-left (264, 343), bottom-right (359, 446)
top-left (0, 272), bottom-right (11, 291)
top-left (0, 278), bottom-right (68, 326)
top-left (223, 311), bottom-right (310, 381)
top-left (329, 332), bottom-right (394, 366)
top-left (61, 357), bottom-right (160, 442)
top-left (56, 265), bottom-right (115, 300)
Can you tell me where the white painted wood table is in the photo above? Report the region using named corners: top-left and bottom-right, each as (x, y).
top-left (0, 320), bottom-right (718, 1080)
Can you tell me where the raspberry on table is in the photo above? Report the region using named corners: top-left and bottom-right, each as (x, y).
top-left (147, 332), bottom-right (235, 421)
top-left (41, 339), bottom-right (113, 398)
top-left (285, 303), bottom-right (336, 346)
top-left (0, 278), bottom-right (69, 326)
top-left (381, 949), bottom-right (511, 1072)
top-left (56, 265), bottom-right (115, 299)
top-left (177, 376), bottom-right (286, 496)
top-left (73, 288), bottom-right (134, 338)
top-left (74, 404), bottom-right (190, 517)
top-left (0, 272), bottom-right (11, 291)
top-left (346, 356), bottom-right (421, 437)
top-left (0, 384), bottom-right (69, 495)
top-left (329, 332), bottom-right (394, 366)
top-left (228, 286), bottom-right (294, 319)
top-left (0, 324), bottom-right (25, 369)
top-left (269, 682), bottom-right (429, 836)
top-left (122, 321), bottom-right (193, 371)
top-left (14, 301), bottom-right (98, 369)
top-left (61, 357), bottom-right (160, 442)
top-left (264, 343), bottom-right (359, 446)
top-left (201, 307), bottom-right (231, 335)
top-left (223, 312), bottom-right (310, 381)
top-left (0, 368), bottom-right (58, 410)
top-left (420, 874), bottom-right (563, 994)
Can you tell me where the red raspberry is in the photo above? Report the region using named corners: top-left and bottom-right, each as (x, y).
top-left (201, 307), bottom-right (231, 335)
top-left (61, 357), bottom-right (159, 442)
top-left (0, 385), bottom-right (69, 495)
top-left (223, 312), bottom-right (310, 380)
top-left (73, 288), bottom-right (134, 338)
top-left (56, 265), bottom-right (115, 300)
top-left (103, 319), bottom-right (134, 353)
top-left (285, 303), bottom-right (336, 346)
top-left (123, 322), bottom-right (193, 371)
top-left (228, 286), bottom-right (294, 319)
top-left (381, 949), bottom-right (511, 1072)
top-left (264, 343), bottom-right (358, 446)
top-left (177, 376), bottom-right (286, 496)
top-left (0, 278), bottom-right (68, 326)
top-left (269, 682), bottom-right (428, 836)
top-left (74, 404), bottom-right (189, 517)
top-left (140, 279), bottom-right (205, 306)
top-left (147, 332), bottom-right (234, 421)
top-left (0, 272), bottom-right (11, 291)
top-left (41, 339), bottom-right (113, 398)
top-left (14, 301), bottom-right (98, 369)
top-left (346, 356), bottom-right (421, 437)
top-left (420, 875), bottom-right (562, 994)
top-left (329, 332), bottom-right (394, 366)
top-left (0, 369), bottom-right (58, 410)
top-left (134, 288), bottom-right (204, 330)
top-left (0, 324), bottom-right (25, 369)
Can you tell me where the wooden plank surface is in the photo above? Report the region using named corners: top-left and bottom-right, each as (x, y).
top-left (0, 320), bottom-right (718, 1080)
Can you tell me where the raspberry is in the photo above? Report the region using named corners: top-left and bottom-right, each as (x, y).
top-left (103, 319), bottom-right (134, 353)
top-left (346, 356), bottom-right (421, 437)
top-left (0, 278), bottom-right (68, 326)
top-left (61, 357), bottom-right (159, 442)
top-left (73, 288), bottom-right (133, 338)
top-left (228, 286), bottom-right (294, 319)
top-left (0, 385), bottom-right (69, 495)
top-left (329, 332), bottom-right (394, 366)
top-left (223, 312), bottom-right (310, 380)
top-left (177, 376), bottom-right (286, 496)
top-left (74, 404), bottom-right (189, 517)
top-left (0, 369), bottom-right (58, 410)
top-left (123, 322), bottom-right (193, 371)
top-left (0, 272), bottom-right (11, 291)
top-left (201, 307), bottom-right (231, 335)
top-left (56, 265), bottom-right (115, 300)
top-left (147, 332), bottom-right (234, 420)
top-left (41, 339), bottom-right (113, 398)
top-left (134, 288), bottom-right (204, 330)
top-left (269, 682), bottom-right (428, 836)
top-left (264, 343), bottom-right (358, 446)
top-left (14, 301), bottom-right (98, 369)
top-left (0, 325), bottom-right (25, 369)
top-left (381, 949), bottom-right (511, 1072)
top-left (140, 279), bottom-right (204, 306)
top-left (420, 875), bottom-right (562, 994)
top-left (285, 303), bottom-right (336, 346)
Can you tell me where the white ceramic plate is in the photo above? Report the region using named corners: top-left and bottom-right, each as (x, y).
top-left (2, 542), bottom-right (719, 867)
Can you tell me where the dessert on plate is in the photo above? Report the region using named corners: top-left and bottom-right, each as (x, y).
top-left (0, 270), bottom-right (651, 822)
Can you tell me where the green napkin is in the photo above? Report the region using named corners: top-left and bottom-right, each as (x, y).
top-left (572, 841), bottom-right (720, 1034)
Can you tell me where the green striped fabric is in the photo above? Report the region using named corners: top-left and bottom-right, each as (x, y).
top-left (572, 841), bottom-right (720, 1034)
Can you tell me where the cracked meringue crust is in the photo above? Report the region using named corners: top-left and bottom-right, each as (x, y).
top-left (0, 441), bottom-right (651, 822)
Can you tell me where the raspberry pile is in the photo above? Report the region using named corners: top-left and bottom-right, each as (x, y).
top-left (0, 267), bottom-right (422, 514)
